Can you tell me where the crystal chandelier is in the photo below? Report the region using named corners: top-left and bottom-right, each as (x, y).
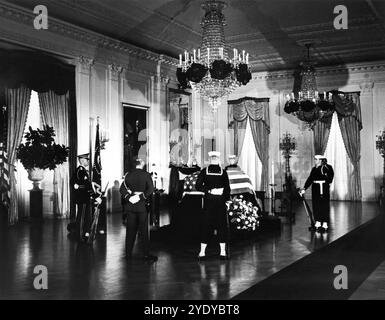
top-left (177, 0), bottom-right (251, 112)
top-left (284, 44), bottom-right (334, 129)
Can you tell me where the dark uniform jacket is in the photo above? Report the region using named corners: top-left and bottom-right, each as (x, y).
top-left (195, 165), bottom-right (231, 201)
top-left (120, 168), bottom-right (154, 212)
top-left (304, 164), bottom-right (334, 198)
top-left (71, 165), bottom-right (92, 203)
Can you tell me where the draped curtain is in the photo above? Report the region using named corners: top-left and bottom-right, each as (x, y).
top-left (229, 97), bottom-right (270, 191)
top-left (324, 112), bottom-right (352, 200)
top-left (238, 120), bottom-right (263, 190)
top-left (313, 92), bottom-right (362, 201)
top-left (5, 86), bottom-right (31, 225)
top-left (39, 90), bottom-right (70, 217)
top-left (313, 116), bottom-right (332, 155)
top-left (0, 49), bottom-right (77, 223)
top-left (234, 119), bottom-right (247, 156)
top-left (335, 92), bottom-right (362, 201)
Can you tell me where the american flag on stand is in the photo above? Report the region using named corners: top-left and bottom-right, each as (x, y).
top-left (92, 122), bottom-right (102, 199)
top-left (0, 105), bottom-right (10, 209)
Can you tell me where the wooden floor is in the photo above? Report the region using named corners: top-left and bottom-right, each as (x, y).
top-left (0, 201), bottom-right (381, 300)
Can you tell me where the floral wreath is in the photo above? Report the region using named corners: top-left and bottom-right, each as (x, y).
top-left (226, 195), bottom-right (260, 231)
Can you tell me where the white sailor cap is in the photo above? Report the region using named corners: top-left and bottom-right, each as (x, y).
top-left (208, 151), bottom-right (220, 158)
top-left (228, 154), bottom-right (237, 159)
top-left (314, 154), bottom-right (326, 160)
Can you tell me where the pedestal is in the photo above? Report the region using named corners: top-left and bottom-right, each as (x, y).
top-left (97, 197), bottom-right (107, 232)
top-left (150, 189), bottom-right (164, 229)
top-left (269, 183), bottom-right (277, 214)
top-left (29, 182), bottom-right (43, 219)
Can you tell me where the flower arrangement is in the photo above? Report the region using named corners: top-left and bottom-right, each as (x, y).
top-left (226, 195), bottom-right (260, 231)
top-left (16, 125), bottom-right (69, 170)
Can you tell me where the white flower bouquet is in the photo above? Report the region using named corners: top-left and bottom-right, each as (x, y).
top-left (226, 195), bottom-right (260, 231)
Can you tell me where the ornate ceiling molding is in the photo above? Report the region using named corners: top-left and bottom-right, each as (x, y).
top-left (0, 1), bottom-right (179, 67)
top-left (253, 61), bottom-right (385, 80)
top-left (227, 15), bottom-right (379, 44)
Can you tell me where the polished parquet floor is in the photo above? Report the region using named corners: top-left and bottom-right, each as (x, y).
top-left (0, 201), bottom-right (381, 300)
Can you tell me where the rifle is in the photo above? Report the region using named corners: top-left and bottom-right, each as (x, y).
top-left (298, 189), bottom-right (315, 230)
top-left (87, 182), bottom-right (109, 244)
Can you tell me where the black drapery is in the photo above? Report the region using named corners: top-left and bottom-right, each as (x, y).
top-left (0, 49), bottom-right (77, 222)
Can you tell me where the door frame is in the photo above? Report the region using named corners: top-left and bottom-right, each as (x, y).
top-left (122, 103), bottom-right (150, 174)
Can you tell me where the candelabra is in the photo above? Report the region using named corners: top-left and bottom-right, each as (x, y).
top-left (376, 130), bottom-right (385, 201)
top-left (279, 132), bottom-right (296, 192)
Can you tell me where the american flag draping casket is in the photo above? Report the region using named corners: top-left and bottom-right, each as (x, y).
top-left (182, 167), bottom-right (255, 196)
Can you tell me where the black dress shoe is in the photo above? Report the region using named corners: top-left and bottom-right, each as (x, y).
top-left (219, 254), bottom-right (229, 260)
top-left (198, 255), bottom-right (206, 262)
top-left (317, 227), bottom-right (325, 233)
top-left (308, 225), bottom-right (316, 231)
top-left (143, 255), bottom-right (158, 262)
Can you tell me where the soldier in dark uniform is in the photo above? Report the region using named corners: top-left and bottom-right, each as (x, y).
top-left (225, 154), bottom-right (240, 171)
top-left (195, 151), bottom-right (231, 260)
top-left (120, 158), bottom-right (157, 262)
top-left (300, 155), bottom-right (334, 232)
top-left (68, 153), bottom-right (95, 240)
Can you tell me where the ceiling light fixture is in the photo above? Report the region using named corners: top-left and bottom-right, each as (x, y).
top-left (176, 0), bottom-right (252, 112)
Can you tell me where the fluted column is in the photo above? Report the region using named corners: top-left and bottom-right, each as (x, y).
top-left (75, 56), bottom-right (94, 154)
top-left (150, 73), bottom-right (169, 190)
top-left (359, 81), bottom-right (375, 200)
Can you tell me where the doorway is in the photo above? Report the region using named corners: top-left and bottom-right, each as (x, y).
top-left (123, 104), bottom-right (148, 174)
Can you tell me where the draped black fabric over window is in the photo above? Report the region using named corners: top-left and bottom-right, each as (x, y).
top-left (0, 49), bottom-right (74, 95)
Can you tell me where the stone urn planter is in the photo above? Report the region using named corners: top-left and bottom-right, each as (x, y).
top-left (27, 168), bottom-right (45, 190)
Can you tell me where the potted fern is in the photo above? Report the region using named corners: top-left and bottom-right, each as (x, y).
top-left (16, 125), bottom-right (69, 187)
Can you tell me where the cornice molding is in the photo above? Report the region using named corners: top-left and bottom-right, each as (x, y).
top-left (0, 1), bottom-right (179, 67)
top-left (253, 61), bottom-right (385, 81)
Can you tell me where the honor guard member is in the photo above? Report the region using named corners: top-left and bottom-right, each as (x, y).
top-left (120, 158), bottom-right (157, 262)
top-left (69, 153), bottom-right (93, 240)
top-left (195, 151), bottom-right (231, 260)
top-left (300, 155), bottom-right (334, 232)
top-left (225, 154), bottom-right (240, 171)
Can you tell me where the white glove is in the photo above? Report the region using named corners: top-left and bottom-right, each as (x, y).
top-left (129, 194), bottom-right (140, 204)
top-left (74, 183), bottom-right (79, 190)
top-left (211, 188), bottom-right (224, 195)
top-left (94, 197), bottom-right (102, 205)
top-left (299, 189), bottom-right (305, 196)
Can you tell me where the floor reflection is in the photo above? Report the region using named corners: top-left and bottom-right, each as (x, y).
top-left (0, 200), bottom-right (380, 300)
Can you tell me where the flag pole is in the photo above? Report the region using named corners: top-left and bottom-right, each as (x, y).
top-left (89, 117), bottom-right (94, 179)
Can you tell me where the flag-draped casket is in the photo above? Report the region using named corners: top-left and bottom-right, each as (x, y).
top-left (183, 166), bottom-right (255, 196)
